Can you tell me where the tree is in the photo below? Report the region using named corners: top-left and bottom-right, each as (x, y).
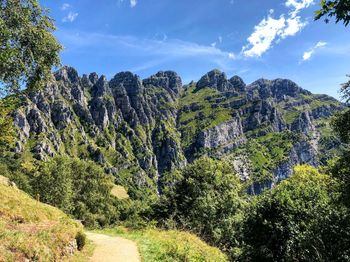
top-left (315, 0), bottom-right (350, 26)
top-left (155, 157), bottom-right (246, 256)
top-left (332, 76), bottom-right (350, 145)
top-left (0, 0), bottom-right (61, 94)
top-left (70, 158), bottom-right (118, 227)
top-left (241, 165), bottom-right (348, 261)
top-left (31, 157), bottom-right (120, 227)
top-left (32, 156), bottom-right (74, 214)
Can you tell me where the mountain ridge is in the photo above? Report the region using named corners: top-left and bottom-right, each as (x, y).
top-left (10, 66), bottom-right (344, 196)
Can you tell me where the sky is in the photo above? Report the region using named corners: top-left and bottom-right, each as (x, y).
top-left (40, 0), bottom-right (350, 99)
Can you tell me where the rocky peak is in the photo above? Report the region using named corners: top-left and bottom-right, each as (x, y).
top-left (92, 75), bottom-right (109, 97)
top-left (270, 79), bottom-right (311, 100)
top-left (143, 71), bottom-right (182, 94)
top-left (229, 75), bottom-right (246, 92)
top-left (248, 78), bottom-right (311, 101)
top-left (89, 72), bottom-right (99, 85)
top-left (81, 74), bottom-right (92, 88)
top-left (54, 66), bottom-right (80, 84)
top-left (110, 72), bottom-right (144, 96)
top-left (196, 69), bottom-right (233, 92)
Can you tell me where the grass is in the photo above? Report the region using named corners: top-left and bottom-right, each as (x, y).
top-left (94, 227), bottom-right (228, 262)
top-left (111, 185), bottom-right (129, 200)
top-left (179, 84), bottom-right (233, 149)
top-left (0, 180), bottom-right (86, 261)
top-left (233, 131), bottom-right (299, 182)
top-left (67, 240), bottom-right (95, 262)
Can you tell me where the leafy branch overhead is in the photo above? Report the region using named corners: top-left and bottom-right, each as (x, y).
top-left (0, 0), bottom-right (61, 94)
top-left (315, 0), bottom-right (350, 25)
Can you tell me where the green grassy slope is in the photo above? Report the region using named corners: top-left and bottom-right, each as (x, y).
top-left (0, 178), bottom-right (86, 261)
top-left (95, 227), bottom-right (229, 262)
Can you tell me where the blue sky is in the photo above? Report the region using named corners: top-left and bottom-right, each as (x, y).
top-left (41, 0), bottom-right (350, 99)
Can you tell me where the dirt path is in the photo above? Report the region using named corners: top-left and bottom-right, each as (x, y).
top-left (86, 232), bottom-right (141, 262)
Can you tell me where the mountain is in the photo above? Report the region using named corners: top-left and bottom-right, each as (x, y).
top-left (11, 66), bottom-right (344, 195)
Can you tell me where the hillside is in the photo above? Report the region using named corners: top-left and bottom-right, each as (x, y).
top-left (0, 177), bottom-right (85, 261)
top-left (8, 66), bottom-right (344, 196)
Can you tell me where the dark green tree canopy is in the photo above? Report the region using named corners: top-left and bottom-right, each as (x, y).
top-left (241, 165), bottom-right (344, 261)
top-left (0, 0), bottom-right (61, 94)
top-left (332, 76), bottom-right (350, 144)
top-left (315, 0), bottom-right (350, 25)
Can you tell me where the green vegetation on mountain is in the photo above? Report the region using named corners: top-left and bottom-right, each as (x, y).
top-left (179, 83), bottom-right (233, 149)
top-left (233, 131), bottom-right (300, 183)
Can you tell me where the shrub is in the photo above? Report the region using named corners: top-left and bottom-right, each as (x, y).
top-left (75, 231), bottom-right (86, 251)
top-left (241, 165), bottom-right (342, 261)
top-left (155, 157), bottom-right (246, 254)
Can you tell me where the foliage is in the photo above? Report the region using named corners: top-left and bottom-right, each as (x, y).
top-left (332, 109), bottom-right (350, 144)
top-left (240, 165), bottom-right (346, 261)
top-left (0, 0), bottom-right (62, 94)
top-left (31, 156), bottom-right (120, 227)
top-left (75, 231), bottom-right (87, 251)
top-left (315, 0), bottom-right (350, 26)
top-left (0, 96), bottom-right (20, 152)
top-left (0, 182), bottom-right (83, 261)
top-left (94, 227), bottom-right (229, 262)
top-left (32, 156), bottom-right (74, 213)
top-left (155, 157), bottom-right (246, 256)
top-left (340, 75), bottom-right (350, 102)
top-left (329, 151), bottom-right (350, 207)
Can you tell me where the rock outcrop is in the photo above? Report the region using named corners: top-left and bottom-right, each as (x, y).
top-left (196, 118), bottom-right (245, 149)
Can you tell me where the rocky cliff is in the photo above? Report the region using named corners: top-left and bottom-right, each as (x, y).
top-left (10, 67), bottom-right (344, 195)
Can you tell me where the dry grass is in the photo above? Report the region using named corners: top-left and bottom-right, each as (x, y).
top-left (0, 182), bottom-right (84, 261)
top-left (111, 185), bottom-right (129, 200)
top-left (95, 227), bottom-right (229, 262)
top-left (0, 175), bottom-right (10, 186)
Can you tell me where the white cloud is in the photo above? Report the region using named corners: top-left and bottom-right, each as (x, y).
top-left (61, 3), bottom-right (71, 11)
top-left (130, 0), bottom-right (137, 7)
top-left (228, 53), bottom-right (235, 59)
top-left (280, 16), bottom-right (307, 38)
top-left (302, 41), bottom-right (327, 61)
top-left (57, 30), bottom-right (237, 72)
top-left (62, 12), bottom-right (78, 23)
top-left (242, 14), bottom-right (286, 57)
top-left (242, 0), bottom-right (314, 57)
top-left (285, 0), bottom-right (314, 17)
top-left (302, 50), bottom-right (313, 60)
top-left (117, 0), bottom-right (138, 8)
top-left (315, 41), bottom-right (327, 48)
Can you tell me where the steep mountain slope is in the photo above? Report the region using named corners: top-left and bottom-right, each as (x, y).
top-left (10, 67), bottom-right (344, 195)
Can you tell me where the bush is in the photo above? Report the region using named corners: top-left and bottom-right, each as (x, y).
top-left (241, 165), bottom-right (342, 261)
top-left (155, 157), bottom-right (246, 254)
top-left (75, 231), bottom-right (86, 251)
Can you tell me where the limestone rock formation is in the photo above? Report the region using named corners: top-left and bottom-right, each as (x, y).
top-left (10, 67), bottom-right (344, 195)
